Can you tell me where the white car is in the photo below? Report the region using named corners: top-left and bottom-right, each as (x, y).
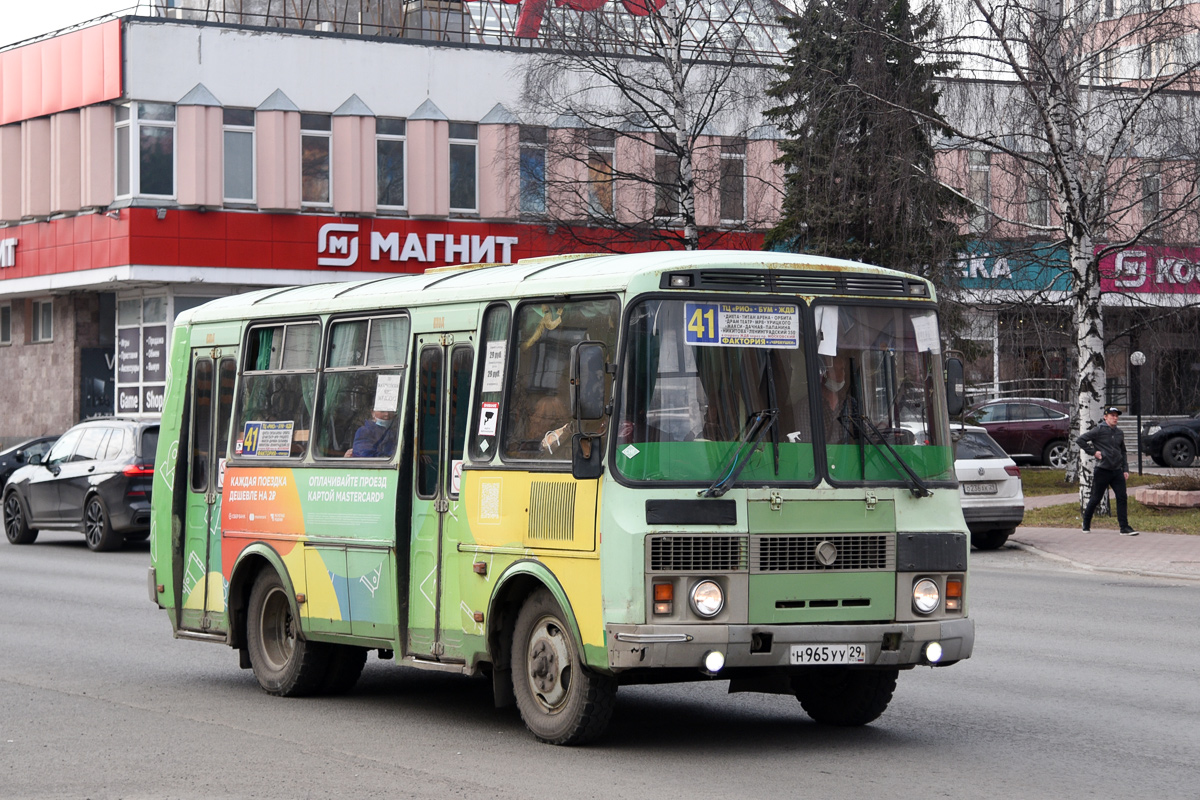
top-left (953, 424), bottom-right (1025, 550)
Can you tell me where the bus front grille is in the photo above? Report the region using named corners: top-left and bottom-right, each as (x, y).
top-left (648, 535), bottom-right (749, 572)
top-left (752, 534), bottom-right (894, 573)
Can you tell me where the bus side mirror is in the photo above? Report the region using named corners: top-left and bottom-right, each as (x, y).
top-left (571, 341), bottom-right (607, 422)
top-left (572, 434), bottom-right (603, 479)
top-left (945, 357), bottom-right (965, 417)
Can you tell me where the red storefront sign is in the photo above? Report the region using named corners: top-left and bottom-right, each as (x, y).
top-left (0, 208), bottom-right (763, 281)
top-left (1101, 248), bottom-right (1200, 294)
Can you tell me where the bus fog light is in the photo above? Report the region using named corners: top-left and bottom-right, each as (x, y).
top-left (925, 641), bottom-right (943, 663)
top-left (690, 580), bottom-right (724, 618)
top-left (703, 650), bottom-right (725, 674)
top-left (912, 579), bottom-right (940, 614)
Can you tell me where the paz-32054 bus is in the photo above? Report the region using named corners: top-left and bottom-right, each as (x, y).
top-left (149, 250), bottom-right (973, 744)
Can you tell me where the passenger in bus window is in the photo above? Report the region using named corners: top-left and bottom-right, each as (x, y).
top-left (531, 394), bottom-right (572, 456)
top-left (347, 409), bottom-right (398, 458)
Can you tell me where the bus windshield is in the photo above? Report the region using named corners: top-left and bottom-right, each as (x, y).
top-left (615, 298), bottom-right (954, 485)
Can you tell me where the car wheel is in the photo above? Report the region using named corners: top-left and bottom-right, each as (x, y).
top-left (83, 495), bottom-right (123, 552)
top-left (971, 528), bottom-right (1013, 550)
top-left (3, 492), bottom-right (36, 545)
top-left (792, 667), bottom-right (898, 726)
top-left (1150, 454), bottom-right (1167, 467)
top-left (512, 588), bottom-right (617, 745)
top-left (1163, 436), bottom-right (1196, 468)
top-left (1043, 440), bottom-right (1070, 469)
top-left (246, 569), bottom-right (330, 696)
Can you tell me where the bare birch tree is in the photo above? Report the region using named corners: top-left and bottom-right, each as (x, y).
top-left (517, 0), bottom-right (781, 250)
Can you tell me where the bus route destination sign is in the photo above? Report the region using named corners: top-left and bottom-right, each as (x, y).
top-left (240, 421), bottom-right (295, 458)
top-left (684, 302), bottom-right (799, 349)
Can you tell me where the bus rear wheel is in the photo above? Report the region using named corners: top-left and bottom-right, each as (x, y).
top-left (512, 589), bottom-right (616, 745)
top-left (247, 569), bottom-right (330, 697)
top-left (793, 667), bottom-right (898, 726)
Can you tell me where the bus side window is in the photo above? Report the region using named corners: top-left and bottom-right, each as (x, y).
top-left (468, 304), bottom-right (510, 462)
top-left (234, 322), bottom-right (319, 458)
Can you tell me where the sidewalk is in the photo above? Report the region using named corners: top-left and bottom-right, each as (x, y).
top-left (1009, 492), bottom-right (1200, 580)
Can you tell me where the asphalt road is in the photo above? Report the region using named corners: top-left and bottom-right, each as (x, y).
top-left (2, 532), bottom-right (1198, 799)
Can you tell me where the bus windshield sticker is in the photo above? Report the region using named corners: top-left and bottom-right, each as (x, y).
top-left (451, 460), bottom-right (464, 494)
top-left (815, 305), bottom-right (838, 355)
top-left (478, 401), bottom-right (499, 436)
top-left (241, 421), bottom-right (294, 458)
top-left (481, 340), bottom-right (507, 392)
top-left (910, 312), bottom-right (940, 353)
top-left (622, 444), bottom-right (640, 459)
top-left (684, 302), bottom-right (799, 349)
top-left (374, 374), bottom-right (402, 412)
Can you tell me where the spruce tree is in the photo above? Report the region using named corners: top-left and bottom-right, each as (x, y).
top-left (766, 0), bottom-right (965, 273)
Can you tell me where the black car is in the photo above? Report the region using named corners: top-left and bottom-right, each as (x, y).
top-left (3, 418), bottom-right (158, 551)
top-left (0, 435), bottom-right (59, 487)
top-left (1141, 411), bottom-right (1200, 468)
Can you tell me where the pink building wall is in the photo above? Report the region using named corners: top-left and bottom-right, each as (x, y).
top-left (80, 104), bottom-right (113, 209)
top-left (256, 109), bottom-right (301, 211)
top-left (746, 138), bottom-right (782, 227)
top-left (693, 135), bottom-right (721, 228)
top-left (407, 119), bottom-right (449, 217)
top-left (478, 121), bottom-right (517, 220)
top-left (21, 117), bottom-right (51, 219)
top-left (332, 114), bottom-right (376, 214)
top-left (176, 105), bottom-right (223, 207)
top-left (0, 125), bottom-right (20, 220)
top-left (615, 133), bottom-right (652, 225)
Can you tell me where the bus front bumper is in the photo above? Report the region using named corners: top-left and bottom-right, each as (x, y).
top-left (605, 618), bottom-right (974, 671)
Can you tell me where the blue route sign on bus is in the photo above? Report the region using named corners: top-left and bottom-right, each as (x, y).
top-left (684, 301), bottom-right (799, 348)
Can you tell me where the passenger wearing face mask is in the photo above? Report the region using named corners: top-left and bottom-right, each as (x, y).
top-left (820, 354), bottom-right (855, 444)
top-left (348, 408), bottom-right (398, 458)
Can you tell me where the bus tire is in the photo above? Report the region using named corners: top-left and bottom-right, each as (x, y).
top-left (247, 569), bottom-right (330, 697)
top-left (321, 645), bottom-right (368, 695)
top-left (793, 667), bottom-right (898, 726)
top-left (512, 589), bottom-right (616, 745)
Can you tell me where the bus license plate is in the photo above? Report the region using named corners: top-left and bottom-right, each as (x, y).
top-left (962, 482), bottom-right (997, 494)
top-left (789, 644), bottom-right (868, 665)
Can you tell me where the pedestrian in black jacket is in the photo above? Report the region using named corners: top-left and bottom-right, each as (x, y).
top-left (1076, 406), bottom-right (1138, 535)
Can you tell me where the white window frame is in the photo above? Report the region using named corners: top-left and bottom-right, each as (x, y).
top-left (223, 108), bottom-right (256, 204)
top-left (301, 113), bottom-right (333, 208)
top-left (449, 122), bottom-right (479, 214)
top-left (376, 117), bottom-right (407, 211)
top-left (32, 299), bottom-right (52, 343)
top-left (115, 102), bottom-right (177, 200)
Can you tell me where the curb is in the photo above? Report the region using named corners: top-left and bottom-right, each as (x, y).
top-left (1006, 539), bottom-right (1200, 582)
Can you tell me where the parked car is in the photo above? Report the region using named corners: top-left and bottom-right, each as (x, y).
top-left (1141, 411), bottom-right (1200, 468)
top-left (0, 435), bottom-right (59, 488)
top-left (3, 417), bottom-right (158, 551)
top-left (969, 397), bottom-right (1071, 468)
top-left (953, 425), bottom-right (1025, 550)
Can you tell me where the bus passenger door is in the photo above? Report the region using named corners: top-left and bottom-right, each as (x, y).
top-left (407, 332), bottom-right (474, 660)
top-left (181, 350), bottom-right (237, 633)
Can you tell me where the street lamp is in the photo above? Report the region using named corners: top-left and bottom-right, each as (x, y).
top-left (1131, 350), bottom-right (1146, 475)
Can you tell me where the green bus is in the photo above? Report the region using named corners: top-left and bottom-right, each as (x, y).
top-left (149, 250), bottom-right (974, 744)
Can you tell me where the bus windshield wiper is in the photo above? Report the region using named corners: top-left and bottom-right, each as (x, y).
top-left (700, 408), bottom-right (779, 498)
top-left (839, 409), bottom-right (932, 498)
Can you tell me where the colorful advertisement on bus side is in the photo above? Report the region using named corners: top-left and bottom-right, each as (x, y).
top-left (221, 467), bottom-right (396, 539)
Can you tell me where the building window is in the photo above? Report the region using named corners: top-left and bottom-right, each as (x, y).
top-left (0, 304), bottom-right (10, 345)
top-left (301, 113), bottom-right (332, 205)
top-left (376, 117), bottom-right (406, 209)
top-left (654, 133), bottom-right (680, 219)
top-left (519, 126), bottom-right (547, 215)
top-left (588, 130), bottom-right (615, 217)
top-left (223, 108), bottom-right (255, 203)
top-left (1027, 167), bottom-right (1049, 227)
top-left (32, 299), bottom-right (52, 343)
top-left (720, 138), bottom-right (746, 223)
top-left (968, 150), bottom-right (991, 234)
top-left (1143, 168), bottom-right (1162, 237)
top-left (115, 102), bottom-right (176, 198)
top-left (449, 122), bottom-right (478, 213)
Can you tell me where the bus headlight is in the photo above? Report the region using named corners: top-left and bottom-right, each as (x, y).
top-left (912, 579), bottom-right (940, 614)
top-left (690, 580), bottom-right (724, 618)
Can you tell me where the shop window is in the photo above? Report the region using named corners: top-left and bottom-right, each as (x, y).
top-left (0, 305), bottom-right (10, 345)
top-left (449, 122), bottom-right (478, 213)
top-left (301, 113), bottom-right (332, 205)
top-left (32, 299), bottom-right (52, 343)
top-left (470, 304), bottom-right (511, 461)
top-left (588, 131), bottom-right (615, 217)
top-left (115, 102), bottom-right (176, 198)
top-left (519, 126), bottom-right (547, 215)
top-left (314, 315), bottom-right (410, 459)
top-left (654, 133), bottom-right (680, 219)
top-left (377, 117), bottom-right (406, 209)
top-left (720, 137), bottom-right (746, 223)
top-left (223, 108), bottom-right (255, 203)
top-left (235, 322), bottom-right (320, 459)
top-left (503, 297), bottom-right (619, 461)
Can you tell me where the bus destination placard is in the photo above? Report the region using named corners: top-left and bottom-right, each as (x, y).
top-left (684, 302), bottom-right (799, 348)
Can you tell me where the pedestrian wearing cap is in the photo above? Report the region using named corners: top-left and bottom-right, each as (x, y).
top-left (1076, 406), bottom-right (1138, 535)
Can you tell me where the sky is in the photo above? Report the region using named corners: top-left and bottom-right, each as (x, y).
top-left (1, 1), bottom-right (136, 48)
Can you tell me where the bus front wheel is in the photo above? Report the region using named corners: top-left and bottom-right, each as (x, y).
top-left (792, 667), bottom-right (898, 726)
top-left (247, 569), bottom-right (330, 697)
top-left (511, 589), bottom-right (616, 745)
